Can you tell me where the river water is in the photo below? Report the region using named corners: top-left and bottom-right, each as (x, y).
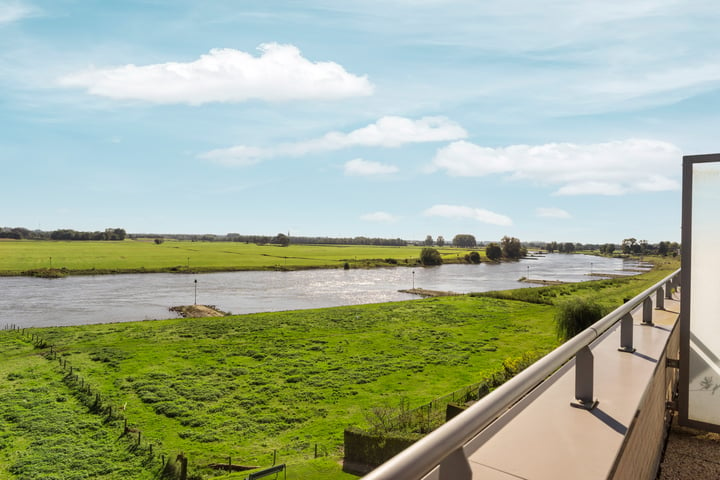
top-left (0, 254), bottom-right (650, 328)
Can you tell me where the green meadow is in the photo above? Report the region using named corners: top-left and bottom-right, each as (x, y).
top-left (0, 240), bottom-right (479, 276)
top-left (0, 257), bottom-right (678, 479)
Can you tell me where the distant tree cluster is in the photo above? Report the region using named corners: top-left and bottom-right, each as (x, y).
top-left (0, 227), bottom-right (126, 241)
top-left (126, 232), bottom-right (409, 246)
top-left (599, 243), bottom-right (615, 255)
top-left (545, 241), bottom-right (577, 253)
top-left (452, 234), bottom-right (477, 248)
top-left (501, 236), bottom-right (526, 259)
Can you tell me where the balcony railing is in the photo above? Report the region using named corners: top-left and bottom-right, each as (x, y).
top-left (363, 268), bottom-right (681, 480)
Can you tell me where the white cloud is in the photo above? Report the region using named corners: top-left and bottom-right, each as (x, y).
top-left (344, 158), bottom-right (399, 176)
top-left (201, 116), bottom-right (467, 166)
top-left (0, 2), bottom-right (35, 24)
top-left (536, 207), bottom-right (571, 219)
top-left (58, 43), bottom-right (373, 104)
top-left (423, 204), bottom-right (513, 226)
top-left (360, 211), bottom-right (398, 223)
top-left (430, 138), bottom-right (681, 196)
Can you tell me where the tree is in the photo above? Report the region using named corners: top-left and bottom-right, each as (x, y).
top-left (420, 247), bottom-right (443, 266)
top-left (599, 243), bottom-right (615, 255)
top-left (501, 236), bottom-right (525, 259)
top-left (485, 243), bottom-right (502, 261)
top-left (622, 238), bottom-right (637, 254)
top-left (545, 241), bottom-right (557, 253)
top-left (468, 251), bottom-right (481, 263)
top-left (424, 235), bottom-right (434, 246)
top-left (562, 242), bottom-right (575, 253)
top-left (452, 234), bottom-right (477, 248)
top-left (273, 233), bottom-right (290, 247)
top-left (436, 236), bottom-right (445, 247)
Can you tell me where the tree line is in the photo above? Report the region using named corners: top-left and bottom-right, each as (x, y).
top-left (0, 227), bottom-right (126, 241)
top-left (130, 233), bottom-right (409, 247)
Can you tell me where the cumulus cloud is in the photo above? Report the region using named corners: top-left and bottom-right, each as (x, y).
top-left (344, 158), bottom-right (399, 176)
top-left (201, 116), bottom-right (467, 166)
top-left (360, 211), bottom-right (398, 223)
top-left (536, 207), bottom-right (571, 219)
top-left (423, 204), bottom-right (512, 226)
top-left (58, 43), bottom-right (373, 104)
top-left (430, 138), bottom-right (681, 196)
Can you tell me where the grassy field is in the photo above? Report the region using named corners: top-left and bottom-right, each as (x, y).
top-left (0, 256), bottom-right (679, 479)
top-left (0, 240), bottom-right (479, 276)
top-left (1, 296), bottom-right (559, 479)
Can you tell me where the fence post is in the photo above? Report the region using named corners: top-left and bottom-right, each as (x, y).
top-left (571, 346), bottom-right (598, 410)
top-left (178, 453), bottom-right (188, 480)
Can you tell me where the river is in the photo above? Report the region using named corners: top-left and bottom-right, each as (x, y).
top-left (0, 254), bottom-right (650, 328)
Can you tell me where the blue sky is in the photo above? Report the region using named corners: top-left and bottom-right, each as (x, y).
top-left (2, 0), bottom-right (717, 243)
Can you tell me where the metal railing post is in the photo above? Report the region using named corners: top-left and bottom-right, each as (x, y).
top-left (642, 297), bottom-right (654, 326)
top-left (438, 448), bottom-right (472, 480)
top-left (656, 287), bottom-right (665, 310)
top-left (618, 313), bottom-right (636, 353)
top-left (571, 346), bottom-right (598, 410)
top-left (665, 279), bottom-right (673, 299)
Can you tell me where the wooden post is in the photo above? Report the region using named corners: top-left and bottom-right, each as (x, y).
top-left (178, 453), bottom-right (188, 480)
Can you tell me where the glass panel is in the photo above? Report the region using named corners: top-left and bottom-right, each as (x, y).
top-left (688, 161), bottom-right (720, 425)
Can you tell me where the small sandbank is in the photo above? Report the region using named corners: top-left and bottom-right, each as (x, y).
top-left (399, 288), bottom-right (461, 297)
top-left (519, 278), bottom-right (567, 286)
top-left (169, 304), bottom-right (227, 318)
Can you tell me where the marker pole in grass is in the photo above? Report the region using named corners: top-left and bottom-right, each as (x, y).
top-left (194, 279), bottom-right (197, 305)
top-left (412, 271), bottom-right (415, 289)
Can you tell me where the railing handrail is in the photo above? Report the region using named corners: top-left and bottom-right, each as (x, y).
top-left (362, 268), bottom-right (681, 479)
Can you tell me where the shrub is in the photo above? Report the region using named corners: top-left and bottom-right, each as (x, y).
top-left (419, 248), bottom-right (442, 266)
top-left (468, 251), bottom-right (481, 264)
top-left (485, 243), bottom-right (502, 261)
top-left (555, 298), bottom-right (606, 341)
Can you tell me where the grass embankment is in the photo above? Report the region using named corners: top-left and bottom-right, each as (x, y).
top-left (0, 257), bottom-right (679, 479)
top-left (2, 296), bottom-right (556, 479)
top-left (0, 240), bottom-right (480, 276)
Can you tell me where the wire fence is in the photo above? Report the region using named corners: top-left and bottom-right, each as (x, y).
top-left (2, 324), bottom-right (334, 479)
